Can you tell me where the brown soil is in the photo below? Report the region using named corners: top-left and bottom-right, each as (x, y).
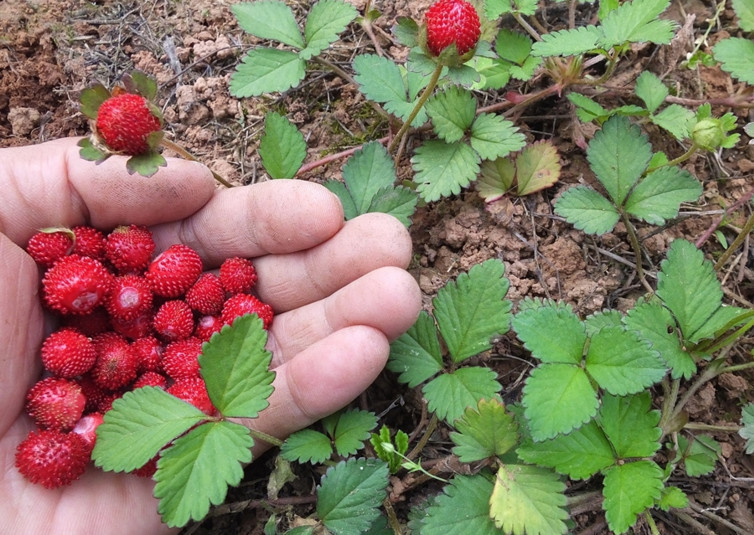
top-left (2, 1), bottom-right (753, 534)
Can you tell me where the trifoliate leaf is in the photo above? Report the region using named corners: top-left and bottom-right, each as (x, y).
top-left (259, 112), bottom-right (306, 179)
top-left (317, 458), bottom-right (389, 535)
top-left (335, 141), bottom-right (397, 215)
top-left (301, 0), bottom-right (357, 60)
top-left (332, 409), bottom-right (378, 457)
top-left (599, 0), bottom-right (675, 48)
top-left (733, 0), bottom-right (754, 31)
top-left (740, 403), bottom-right (754, 454)
top-left (469, 114), bottom-right (526, 161)
top-left (523, 363), bottom-right (598, 441)
top-left (514, 140), bottom-right (562, 195)
top-left (679, 435), bottom-right (720, 477)
top-left (509, 55), bottom-right (543, 81)
top-left (656, 240), bottom-right (723, 343)
top-left (512, 301), bottom-right (586, 364)
top-left (651, 104), bottom-right (695, 140)
top-left (518, 420), bottom-right (614, 479)
top-left (599, 392), bottom-right (661, 459)
top-left (531, 26), bottom-right (601, 57)
top-left (199, 314), bottom-right (274, 418)
top-left (388, 311), bottom-right (443, 387)
top-left (231, 1), bottom-right (304, 48)
top-left (230, 48), bottom-right (306, 97)
top-left (490, 464), bottom-right (569, 535)
top-left (635, 71), bottom-right (668, 114)
top-left (602, 461), bottom-right (664, 535)
top-left (413, 140), bottom-right (480, 202)
top-left (420, 474), bottom-right (501, 535)
top-left (657, 486), bottom-right (689, 511)
top-left (624, 166), bottom-right (702, 225)
top-left (714, 37), bottom-right (754, 85)
top-left (371, 426), bottom-right (408, 474)
top-left (280, 429), bottom-right (333, 464)
top-left (93, 386), bottom-right (208, 473)
top-left (587, 116), bottom-right (651, 205)
top-left (433, 259), bottom-right (512, 363)
top-left (624, 300), bottom-right (696, 379)
top-left (155, 421), bottom-right (254, 527)
top-left (585, 326), bottom-right (666, 396)
top-left (554, 186), bottom-right (620, 235)
top-left (425, 86), bottom-right (477, 143)
top-left (450, 399), bottom-right (519, 462)
top-left (477, 157), bottom-right (516, 202)
top-left (423, 367), bottom-right (501, 424)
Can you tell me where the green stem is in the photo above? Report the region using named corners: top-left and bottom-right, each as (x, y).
top-left (248, 429), bottom-right (284, 448)
top-left (718, 360), bottom-right (754, 375)
top-left (658, 377), bottom-right (681, 437)
top-left (645, 512), bottom-right (661, 535)
top-left (653, 143), bottom-right (698, 171)
top-left (714, 208), bottom-right (754, 271)
top-left (683, 422), bottom-right (742, 433)
top-left (388, 63), bottom-right (444, 154)
top-left (160, 138), bottom-right (234, 188)
top-left (669, 359), bottom-right (726, 424)
top-left (406, 414), bottom-right (438, 462)
top-left (512, 12), bottom-right (541, 41)
top-left (620, 211), bottom-right (653, 293)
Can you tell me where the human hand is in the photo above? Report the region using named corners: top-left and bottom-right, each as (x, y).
top-left (0, 137), bottom-right (421, 534)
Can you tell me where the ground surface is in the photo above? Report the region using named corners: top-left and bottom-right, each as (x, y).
top-left (2, 0), bottom-right (754, 534)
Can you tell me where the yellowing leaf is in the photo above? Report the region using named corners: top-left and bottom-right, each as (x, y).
top-left (515, 140), bottom-right (562, 195)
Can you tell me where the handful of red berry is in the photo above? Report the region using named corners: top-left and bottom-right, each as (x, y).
top-left (16, 224), bottom-right (273, 489)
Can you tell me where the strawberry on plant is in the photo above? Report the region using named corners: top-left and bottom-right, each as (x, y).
top-left (219, 257), bottom-right (258, 295)
top-left (146, 244), bottom-right (203, 298)
top-left (90, 332), bottom-right (139, 390)
top-left (424, 0), bottom-right (481, 60)
top-left (105, 274), bottom-right (154, 321)
top-left (42, 254), bottom-right (114, 315)
top-left (26, 228), bottom-right (74, 266)
top-left (26, 377), bottom-right (86, 431)
top-left (221, 293), bottom-right (274, 329)
top-left (40, 327), bottom-right (97, 378)
top-left (153, 300), bottom-right (195, 341)
top-left (15, 429), bottom-right (91, 489)
top-left (185, 273), bottom-right (225, 315)
top-left (105, 224), bottom-right (155, 273)
top-left (95, 92), bottom-right (162, 156)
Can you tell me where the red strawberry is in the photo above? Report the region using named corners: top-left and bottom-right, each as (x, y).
top-left (76, 375), bottom-right (108, 413)
top-left (221, 294), bottom-right (274, 329)
top-left (219, 257), bottom-right (257, 295)
top-left (132, 456), bottom-right (158, 478)
top-left (90, 332), bottom-right (139, 390)
top-left (95, 93), bottom-right (162, 155)
top-left (63, 307), bottom-right (111, 337)
top-left (71, 225), bottom-right (106, 260)
top-left (425, 0), bottom-right (481, 57)
top-left (26, 377), bottom-right (87, 431)
top-left (132, 335), bottom-right (163, 373)
top-left (105, 274), bottom-right (153, 321)
top-left (167, 377), bottom-right (215, 415)
top-left (26, 229), bottom-right (74, 266)
top-left (96, 391), bottom-right (123, 414)
top-left (161, 337), bottom-right (203, 381)
top-left (146, 244), bottom-right (203, 298)
top-left (15, 429), bottom-right (91, 489)
top-left (132, 371), bottom-right (168, 390)
top-left (110, 308), bottom-right (153, 340)
top-left (153, 300), bottom-right (195, 341)
top-left (194, 314), bottom-right (223, 342)
top-left (40, 328), bottom-right (97, 378)
top-left (185, 273), bottom-right (225, 315)
top-left (105, 224), bottom-right (155, 273)
top-left (72, 412), bottom-right (104, 451)
top-left (42, 254), bottom-right (114, 315)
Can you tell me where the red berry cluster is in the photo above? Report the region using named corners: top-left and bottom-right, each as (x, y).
top-left (15, 224), bottom-right (273, 489)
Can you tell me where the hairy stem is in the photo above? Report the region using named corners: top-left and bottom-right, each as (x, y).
top-left (621, 211), bottom-right (653, 293)
top-left (714, 208), bottom-right (754, 271)
top-left (248, 428), bottom-right (283, 448)
top-left (388, 63), bottom-right (444, 154)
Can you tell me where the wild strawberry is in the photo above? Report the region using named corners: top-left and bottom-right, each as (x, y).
top-left (110, 308), bottom-right (153, 340)
top-left (105, 224), bottom-right (155, 273)
top-left (185, 273), bottom-right (225, 315)
top-left (95, 93), bottom-right (162, 155)
top-left (221, 294), bottom-right (274, 329)
top-left (105, 274), bottom-right (153, 321)
top-left (40, 328), bottom-right (97, 378)
top-left (63, 307), bottom-right (111, 337)
top-left (132, 371), bottom-right (168, 390)
top-left (146, 244), bottom-right (203, 298)
top-left (76, 375), bottom-right (108, 413)
top-left (219, 257), bottom-right (257, 295)
top-left (15, 429), bottom-right (91, 489)
top-left (96, 391), bottom-right (122, 414)
top-left (42, 254), bottom-right (114, 315)
top-left (161, 337), bottom-right (203, 381)
top-left (26, 377), bottom-right (86, 431)
top-left (132, 335), bottom-right (163, 373)
top-left (72, 412), bottom-right (104, 451)
top-left (90, 332), bottom-right (139, 390)
top-left (194, 314), bottom-right (223, 342)
top-left (167, 377), bottom-right (215, 415)
top-left (71, 225), bottom-right (106, 260)
top-left (132, 456), bottom-right (158, 478)
top-left (153, 300), bottom-right (195, 341)
top-left (425, 0), bottom-right (481, 57)
top-left (26, 229), bottom-right (74, 266)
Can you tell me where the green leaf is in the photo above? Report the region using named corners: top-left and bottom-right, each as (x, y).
top-left (651, 104), bottom-right (696, 140)
top-left (336, 141), bottom-right (396, 214)
top-left (740, 403), bottom-right (754, 454)
top-left (332, 409), bottom-right (378, 457)
top-left (599, 0), bottom-right (675, 48)
top-left (231, 1), bottom-right (304, 48)
top-left (365, 186), bottom-right (418, 227)
top-left (733, 0), bottom-right (754, 31)
top-left (127, 70), bottom-right (158, 101)
top-left (658, 487), bottom-right (689, 511)
top-left (635, 71), bottom-right (667, 114)
top-left (259, 112), bottom-right (306, 179)
top-left (490, 464), bottom-right (569, 535)
top-left (450, 399), bottom-right (519, 462)
top-left (388, 311), bottom-right (443, 387)
top-left (599, 392), bottom-right (661, 458)
top-left (554, 186), bottom-right (620, 235)
top-left (585, 326), bottom-right (666, 396)
top-left (679, 435), bottom-right (720, 477)
top-left (77, 137), bottom-right (108, 162)
top-left (92, 387), bottom-right (208, 473)
top-left (155, 421), bottom-right (254, 527)
top-left (584, 309), bottom-right (624, 334)
top-left (426, 86), bottom-right (477, 143)
top-left (625, 166), bottom-right (702, 225)
top-left (230, 48), bottom-right (306, 97)
top-left (470, 57), bottom-right (512, 90)
top-left (587, 116), bottom-right (651, 205)
top-left (433, 259), bottom-right (512, 363)
top-left (420, 474), bottom-right (501, 535)
top-left (126, 151), bottom-right (167, 178)
top-left (413, 140), bottom-right (481, 202)
top-left (531, 26), bottom-right (601, 57)
top-left (497, 29), bottom-right (534, 64)
top-left (656, 240), bottom-right (723, 343)
top-left (602, 461), bottom-right (664, 534)
top-left (199, 314), bottom-right (274, 418)
top-left (280, 429), bottom-right (333, 464)
top-left (393, 16), bottom-right (419, 48)
top-left (514, 140), bottom-right (562, 195)
top-left (568, 92), bottom-right (611, 123)
top-left (713, 37), bottom-right (754, 85)
top-left (477, 157), bottom-right (516, 202)
top-left (79, 84), bottom-right (110, 119)
top-left (469, 114), bottom-right (526, 161)
top-left (423, 367), bottom-right (501, 424)
top-left (317, 458), bottom-right (389, 534)
top-left (513, 302), bottom-right (586, 365)
top-left (523, 364), bottom-right (598, 441)
top-left (301, 0), bottom-right (357, 60)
